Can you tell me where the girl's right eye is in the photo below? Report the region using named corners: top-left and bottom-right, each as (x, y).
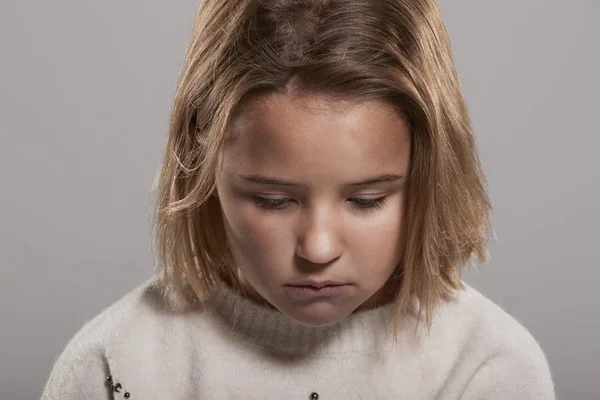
top-left (253, 196), bottom-right (291, 210)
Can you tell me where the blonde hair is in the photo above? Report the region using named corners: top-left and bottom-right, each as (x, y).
top-left (151, 0), bottom-right (491, 334)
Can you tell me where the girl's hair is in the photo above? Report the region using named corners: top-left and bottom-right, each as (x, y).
top-left (151, 0), bottom-right (491, 334)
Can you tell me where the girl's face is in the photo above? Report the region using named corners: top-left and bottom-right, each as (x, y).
top-left (215, 93), bottom-right (411, 327)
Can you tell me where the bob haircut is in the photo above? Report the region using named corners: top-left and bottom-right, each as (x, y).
top-left (151, 0), bottom-right (491, 334)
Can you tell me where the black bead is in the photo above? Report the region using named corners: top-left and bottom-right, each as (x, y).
top-left (114, 383), bottom-right (122, 393)
top-left (106, 375), bottom-right (113, 383)
top-left (310, 393), bottom-right (319, 400)
top-left (124, 392), bottom-right (131, 398)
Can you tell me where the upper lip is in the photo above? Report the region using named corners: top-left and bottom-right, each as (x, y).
top-left (286, 280), bottom-right (348, 288)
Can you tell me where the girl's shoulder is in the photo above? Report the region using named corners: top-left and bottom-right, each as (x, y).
top-left (431, 281), bottom-right (545, 355)
top-left (444, 281), bottom-right (540, 342)
top-left (41, 276), bottom-right (209, 400)
top-left (425, 281), bottom-right (555, 398)
top-left (58, 275), bottom-right (197, 351)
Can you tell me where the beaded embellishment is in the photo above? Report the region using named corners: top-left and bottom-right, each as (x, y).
top-left (106, 375), bottom-right (131, 398)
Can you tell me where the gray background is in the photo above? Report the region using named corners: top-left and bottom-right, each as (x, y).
top-left (1, 1), bottom-right (598, 398)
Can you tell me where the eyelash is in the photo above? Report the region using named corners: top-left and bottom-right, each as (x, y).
top-left (253, 196), bottom-right (389, 212)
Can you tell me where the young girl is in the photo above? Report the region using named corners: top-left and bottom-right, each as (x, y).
top-left (42, 0), bottom-right (555, 398)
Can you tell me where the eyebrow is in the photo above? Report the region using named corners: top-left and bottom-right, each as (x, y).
top-left (239, 173), bottom-right (406, 187)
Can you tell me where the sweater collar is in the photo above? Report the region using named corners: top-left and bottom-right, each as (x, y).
top-left (206, 281), bottom-right (418, 355)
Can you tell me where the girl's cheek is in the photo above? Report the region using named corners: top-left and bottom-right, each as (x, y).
top-left (235, 213), bottom-right (289, 249)
top-left (352, 210), bottom-right (405, 256)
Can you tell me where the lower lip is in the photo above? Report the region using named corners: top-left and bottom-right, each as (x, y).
top-left (284, 284), bottom-right (349, 299)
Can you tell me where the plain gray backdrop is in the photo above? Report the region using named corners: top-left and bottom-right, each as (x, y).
top-left (1, 1), bottom-right (598, 399)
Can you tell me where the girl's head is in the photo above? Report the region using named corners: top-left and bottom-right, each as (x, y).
top-left (152, 0), bottom-right (491, 332)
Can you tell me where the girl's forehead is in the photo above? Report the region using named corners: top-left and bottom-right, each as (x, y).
top-left (227, 93), bottom-right (408, 143)
top-left (221, 93), bottom-right (411, 178)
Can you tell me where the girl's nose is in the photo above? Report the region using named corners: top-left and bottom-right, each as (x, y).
top-left (295, 210), bottom-right (343, 265)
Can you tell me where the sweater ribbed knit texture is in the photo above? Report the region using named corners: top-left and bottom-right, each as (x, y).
top-left (41, 276), bottom-right (555, 399)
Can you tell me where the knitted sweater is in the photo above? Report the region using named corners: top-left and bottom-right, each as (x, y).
top-left (41, 276), bottom-right (555, 399)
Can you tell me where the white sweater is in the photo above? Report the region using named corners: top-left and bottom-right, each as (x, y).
top-left (41, 276), bottom-right (555, 399)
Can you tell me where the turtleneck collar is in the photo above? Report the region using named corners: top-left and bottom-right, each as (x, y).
top-left (206, 281), bottom-right (419, 356)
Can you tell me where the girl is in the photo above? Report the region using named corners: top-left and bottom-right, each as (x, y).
top-left (42, 0), bottom-right (555, 398)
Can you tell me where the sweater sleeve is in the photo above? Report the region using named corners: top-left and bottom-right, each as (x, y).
top-left (460, 340), bottom-right (555, 400)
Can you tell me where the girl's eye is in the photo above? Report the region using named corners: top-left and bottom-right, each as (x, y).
top-left (349, 196), bottom-right (389, 212)
top-left (253, 196), bottom-right (389, 212)
top-left (253, 196), bottom-right (291, 210)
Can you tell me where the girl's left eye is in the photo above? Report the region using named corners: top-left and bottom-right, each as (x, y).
top-left (253, 196), bottom-right (291, 210)
top-left (252, 196), bottom-right (389, 211)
